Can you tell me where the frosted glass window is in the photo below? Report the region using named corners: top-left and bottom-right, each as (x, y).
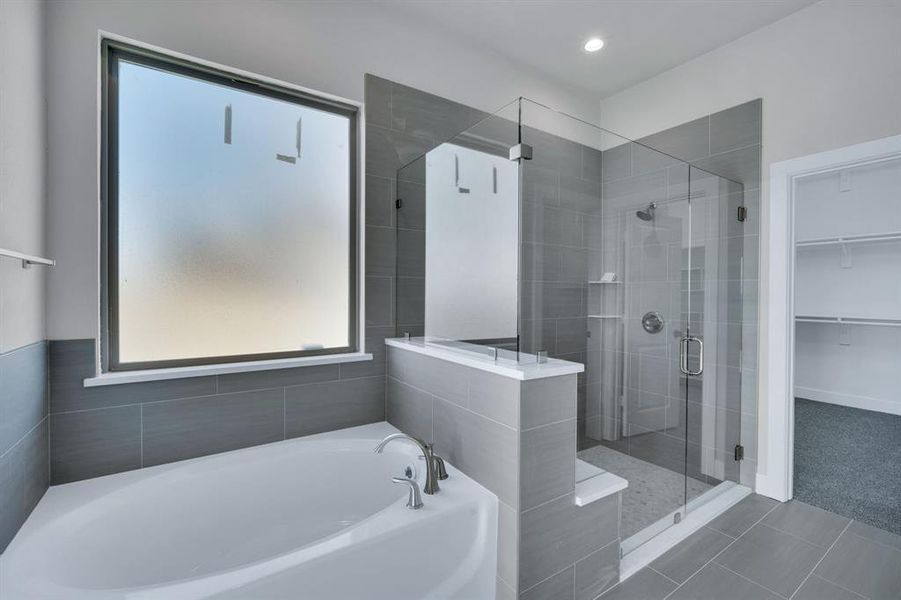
top-left (106, 47), bottom-right (356, 369)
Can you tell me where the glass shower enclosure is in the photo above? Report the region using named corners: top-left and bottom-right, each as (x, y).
top-left (395, 97), bottom-right (747, 553)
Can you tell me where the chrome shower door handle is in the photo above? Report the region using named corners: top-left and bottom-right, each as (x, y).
top-left (679, 337), bottom-right (690, 375)
top-left (679, 336), bottom-right (704, 376)
top-left (687, 336), bottom-right (704, 376)
top-left (688, 337), bottom-right (704, 376)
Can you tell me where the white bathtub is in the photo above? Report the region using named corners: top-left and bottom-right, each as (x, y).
top-left (1, 423), bottom-right (498, 600)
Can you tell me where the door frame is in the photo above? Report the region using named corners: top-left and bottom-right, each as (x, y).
top-left (758, 133), bottom-right (901, 501)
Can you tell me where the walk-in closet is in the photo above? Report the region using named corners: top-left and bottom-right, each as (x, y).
top-left (793, 152), bottom-right (901, 534)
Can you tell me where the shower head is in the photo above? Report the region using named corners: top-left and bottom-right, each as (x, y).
top-left (636, 202), bottom-right (656, 221)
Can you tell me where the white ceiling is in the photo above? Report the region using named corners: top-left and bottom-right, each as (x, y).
top-left (385, 0), bottom-right (818, 99)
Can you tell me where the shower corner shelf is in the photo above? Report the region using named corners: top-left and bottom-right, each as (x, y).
top-left (588, 314), bottom-right (623, 319)
top-left (587, 280), bottom-right (622, 285)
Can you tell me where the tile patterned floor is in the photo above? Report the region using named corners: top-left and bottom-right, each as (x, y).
top-left (599, 494), bottom-right (901, 600)
top-left (578, 445), bottom-right (712, 539)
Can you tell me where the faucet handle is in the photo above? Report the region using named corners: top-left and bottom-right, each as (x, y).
top-left (423, 443), bottom-right (449, 482)
top-left (432, 454), bottom-right (449, 480)
top-left (392, 476), bottom-right (424, 510)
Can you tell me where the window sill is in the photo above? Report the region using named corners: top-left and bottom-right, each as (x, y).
top-left (83, 352), bottom-right (373, 387)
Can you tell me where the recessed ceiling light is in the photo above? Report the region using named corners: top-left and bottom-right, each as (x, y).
top-left (583, 37), bottom-right (604, 53)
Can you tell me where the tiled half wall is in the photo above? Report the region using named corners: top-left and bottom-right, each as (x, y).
top-left (387, 344), bottom-right (621, 600)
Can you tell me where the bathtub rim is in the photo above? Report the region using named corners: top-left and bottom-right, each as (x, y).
top-left (1, 422), bottom-right (499, 599)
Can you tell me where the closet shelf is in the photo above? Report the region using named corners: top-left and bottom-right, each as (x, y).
top-left (795, 315), bottom-right (901, 328)
top-left (796, 231), bottom-right (901, 248)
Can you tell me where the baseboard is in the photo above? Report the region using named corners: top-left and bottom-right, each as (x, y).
top-left (795, 386), bottom-right (901, 416)
top-left (754, 471), bottom-right (790, 502)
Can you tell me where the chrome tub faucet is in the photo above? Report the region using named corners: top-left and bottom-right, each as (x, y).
top-left (374, 433), bottom-right (447, 495)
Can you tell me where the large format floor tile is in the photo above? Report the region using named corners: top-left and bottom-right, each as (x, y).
top-left (597, 568), bottom-right (676, 600)
top-left (619, 494), bottom-right (901, 600)
top-left (713, 523), bottom-right (827, 597)
top-left (761, 499), bottom-right (850, 548)
top-left (814, 530), bottom-right (901, 600)
top-left (706, 493), bottom-right (778, 538)
top-left (847, 520), bottom-right (901, 552)
top-left (649, 526), bottom-right (733, 584)
top-left (668, 563), bottom-right (781, 600)
top-left (793, 576), bottom-right (866, 600)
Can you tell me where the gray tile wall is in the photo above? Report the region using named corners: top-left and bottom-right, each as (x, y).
top-left (590, 100), bottom-right (762, 487)
top-left (365, 74), bottom-right (488, 338)
top-left (519, 128), bottom-right (604, 445)
top-left (390, 89), bottom-right (603, 363)
top-left (387, 344), bottom-right (620, 599)
top-left (48, 339), bottom-right (385, 484)
top-left (0, 341), bottom-right (49, 553)
top-left (388, 97), bottom-right (608, 441)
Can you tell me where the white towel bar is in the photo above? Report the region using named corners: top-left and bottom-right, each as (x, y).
top-left (0, 248), bottom-right (55, 268)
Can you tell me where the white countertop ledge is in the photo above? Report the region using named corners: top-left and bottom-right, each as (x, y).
top-left (83, 352), bottom-right (373, 387)
top-left (575, 471), bottom-right (629, 507)
top-left (384, 337), bottom-right (584, 381)
top-left (576, 458), bottom-right (605, 483)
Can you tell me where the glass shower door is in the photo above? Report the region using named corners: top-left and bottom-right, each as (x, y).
top-left (513, 98), bottom-right (745, 553)
top-left (683, 165), bottom-right (745, 505)
top-left (515, 99), bottom-right (697, 545)
top-left (615, 159), bottom-right (696, 543)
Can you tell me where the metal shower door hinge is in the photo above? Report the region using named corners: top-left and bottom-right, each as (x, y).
top-left (734, 444), bottom-right (745, 461)
top-left (737, 206), bottom-right (748, 222)
top-left (395, 198), bottom-right (403, 209)
top-left (509, 143), bottom-right (533, 161)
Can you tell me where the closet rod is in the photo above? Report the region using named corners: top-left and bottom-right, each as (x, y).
top-left (795, 315), bottom-right (901, 328)
top-left (796, 231), bottom-right (901, 248)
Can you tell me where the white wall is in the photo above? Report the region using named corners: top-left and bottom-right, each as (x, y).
top-left (0, 0), bottom-right (47, 352)
top-left (44, 0), bottom-right (597, 341)
top-left (598, 0), bottom-right (901, 480)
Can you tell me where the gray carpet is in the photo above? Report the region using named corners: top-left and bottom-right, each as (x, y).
top-left (794, 398), bottom-right (901, 535)
top-left (578, 445), bottom-right (711, 539)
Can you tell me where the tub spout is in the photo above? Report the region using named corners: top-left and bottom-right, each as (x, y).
top-left (374, 433), bottom-right (441, 495)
